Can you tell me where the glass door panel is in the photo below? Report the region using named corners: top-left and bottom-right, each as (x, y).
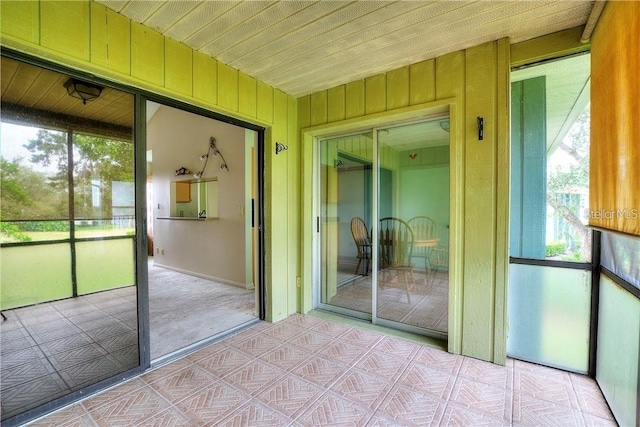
top-left (0, 56), bottom-right (139, 423)
top-left (376, 121), bottom-right (450, 333)
top-left (319, 133), bottom-right (373, 316)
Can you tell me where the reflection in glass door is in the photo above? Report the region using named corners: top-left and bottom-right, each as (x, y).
top-left (318, 120), bottom-right (449, 336)
top-left (319, 133), bottom-right (373, 317)
top-left (376, 122), bottom-right (449, 334)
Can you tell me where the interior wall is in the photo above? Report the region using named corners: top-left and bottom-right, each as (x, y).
top-left (299, 39), bottom-right (511, 364)
top-left (0, 0), bottom-right (300, 322)
top-left (148, 106), bottom-right (247, 286)
top-left (400, 166), bottom-right (450, 249)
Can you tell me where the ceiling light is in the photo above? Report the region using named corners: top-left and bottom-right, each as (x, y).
top-left (64, 79), bottom-right (103, 104)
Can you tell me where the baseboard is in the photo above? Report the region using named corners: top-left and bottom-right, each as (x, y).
top-left (152, 263), bottom-right (251, 289)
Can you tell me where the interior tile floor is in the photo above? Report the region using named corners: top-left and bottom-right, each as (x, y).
top-left (0, 264), bottom-right (256, 421)
top-left (26, 314), bottom-right (616, 426)
top-left (330, 266), bottom-right (448, 333)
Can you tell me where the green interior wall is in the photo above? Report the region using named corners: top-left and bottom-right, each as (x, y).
top-left (0, 0), bottom-right (299, 323)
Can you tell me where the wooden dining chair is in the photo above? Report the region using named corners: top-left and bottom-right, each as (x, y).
top-left (350, 216), bottom-right (371, 275)
top-left (378, 217), bottom-right (415, 303)
top-left (407, 216), bottom-right (438, 281)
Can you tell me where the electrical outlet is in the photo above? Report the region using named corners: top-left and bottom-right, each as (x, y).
top-left (161, 249), bottom-right (165, 255)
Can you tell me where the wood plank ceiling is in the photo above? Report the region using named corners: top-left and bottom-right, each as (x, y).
top-left (96, 0), bottom-right (595, 97)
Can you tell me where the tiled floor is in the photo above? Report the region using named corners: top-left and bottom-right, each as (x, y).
top-left (330, 268), bottom-right (448, 333)
top-left (27, 314), bottom-right (616, 426)
top-left (1, 265), bottom-right (255, 422)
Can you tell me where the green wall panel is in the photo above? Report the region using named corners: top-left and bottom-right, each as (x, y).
top-left (410, 59), bottom-right (436, 105)
top-left (131, 22), bottom-right (164, 86)
top-left (345, 80), bottom-right (365, 119)
top-left (217, 62), bottom-right (239, 112)
top-left (239, 72), bottom-right (257, 118)
top-left (327, 86), bottom-right (346, 123)
top-left (40, 1), bottom-right (90, 61)
top-left (193, 51), bottom-right (217, 104)
top-left (257, 81), bottom-right (273, 123)
top-left (90, 4), bottom-right (131, 75)
top-left (365, 74), bottom-right (386, 115)
top-left (310, 91), bottom-right (328, 126)
top-left (164, 38), bottom-right (192, 96)
top-left (1, 1), bottom-right (40, 44)
top-left (462, 41), bottom-right (498, 361)
top-left (386, 66), bottom-right (409, 110)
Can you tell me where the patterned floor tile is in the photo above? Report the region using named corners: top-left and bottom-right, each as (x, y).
top-left (281, 313), bottom-right (325, 328)
top-left (310, 320), bottom-right (353, 338)
top-left (39, 332), bottom-right (95, 356)
top-left (256, 376), bottom-right (323, 418)
top-left (317, 339), bottom-right (369, 365)
top-left (376, 384), bottom-right (447, 425)
top-left (58, 354), bottom-right (122, 388)
top-left (0, 327), bottom-right (34, 350)
top-left (513, 392), bottom-right (584, 426)
top-left (259, 343), bottom-right (313, 371)
top-left (142, 357), bottom-right (195, 384)
top-left (83, 321), bottom-right (134, 342)
top-left (297, 391), bottom-right (374, 427)
top-left (412, 346), bottom-right (463, 374)
top-left (175, 382), bottom-right (250, 425)
top-left (222, 359), bottom-right (286, 395)
top-left (339, 328), bottom-right (384, 348)
top-left (1, 356), bottom-right (57, 388)
top-left (330, 368), bottom-right (392, 410)
top-left (514, 370), bottom-right (579, 409)
top-left (573, 384), bottom-right (615, 420)
top-left (147, 365), bottom-right (219, 402)
top-left (441, 402), bottom-right (510, 426)
top-left (229, 333), bottom-right (284, 357)
top-left (354, 350), bottom-right (410, 381)
top-left (290, 355), bottom-right (349, 388)
top-left (1, 345), bottom-right (46, 370)
top-left (373, 336), bottom-right (421, 361)
top-left (47, 343), bottom-right (109, 370)
top-left (85, 385), bottom-right (172, 426)
top-left (288, 331), bottom-right (336, 353)
top-left (261, 322), bottom-right (307, 341)
top-left (195, 347), bottom-right (255, 377)
top-left (216, 400), bottom-right (293, 427)
top-left (1, 373), bottom-right (70, 419)
top-left (458, 357), bottom-right (513, 389)
top-left (397, 362), bottom-right (457, 400)
top-left (449, 377), bottom-right (512, 422)
top-left (365, 414), bottom-right (403, 426)
top-left (135, 406), bottom-right (194, 427)
top-left (81, 378), bottom-right (148, 412)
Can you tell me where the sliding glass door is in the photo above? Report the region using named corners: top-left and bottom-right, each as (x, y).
top-left (317, 119), bottom-right (449, 337)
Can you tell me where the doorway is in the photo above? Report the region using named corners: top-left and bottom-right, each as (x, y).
top-left (507, 53), bottom-right (593, 374)
top-left (316, 119), bottom-right (450, 338)
top-left (145, 101), bottom-right (262, 361)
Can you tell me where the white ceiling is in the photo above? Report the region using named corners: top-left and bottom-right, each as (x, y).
top-left (95, 0), bottom-right (595, 98)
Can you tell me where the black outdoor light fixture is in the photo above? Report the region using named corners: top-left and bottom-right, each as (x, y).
top-left (64, 79), bottom-right (103, 104)
top-left (477, 116), bottom-right (484, 140)
top-left (275, 142), bottom-right (288, 155)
